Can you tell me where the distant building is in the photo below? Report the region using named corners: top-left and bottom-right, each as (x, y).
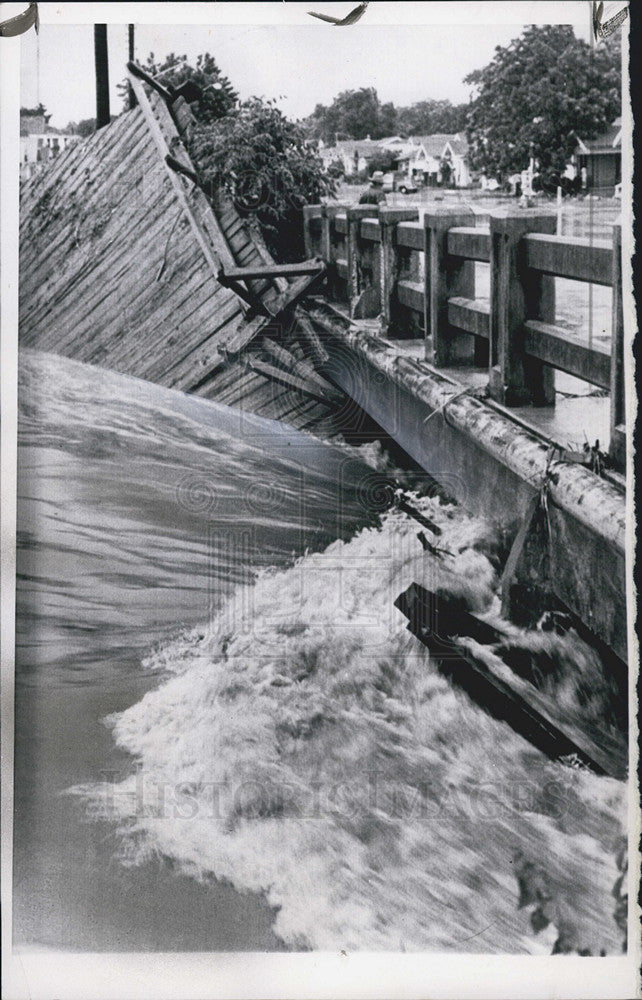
top-left (317, 133), bottom-right (470, 186)
top-left (317, 137), bottom-right (393, 175)
top-left (397, 133), bottom-right (470, 188)
top-left (20, 109), bottom-right (81, 181)
top-left (574, 118), bottom-right (621, 194)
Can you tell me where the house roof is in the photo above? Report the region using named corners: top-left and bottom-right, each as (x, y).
top-left (443, 134), bottom-right (468, 156)
top-left (404, 133), bottom-right (469, 158)
top-left (576, 118), bottom-right (621, 154)
top-left (327, 138), bottom-right (387, 155)
top-left (319, 137), bottom-right (408, 163)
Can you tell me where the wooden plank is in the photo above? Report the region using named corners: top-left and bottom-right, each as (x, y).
top-left (150, 299), bottom-right (245, 385)
top-left (23, 190), bottom-right (183, 354)
top-left (66, 233), bottom-right (215, 361)
top-left (112, 277), bottom-right (238, 380)
top-left (334, 214), bottom-right (348, 235)
top-left (148, 85), bottom-right (285, 312)
top-left (522, 233), bottom-right (613, 286)
top-left (168, 101), bottom-right (286, 293)
top-left (261, 337), bottom-right (344, 403)
top-left (19, 117), bottom-right (155, 279)
top-left (20, 109), bottom-right (146, 225)
top-left (19, 114), bottom-right (149, 255)
top-left (129, 71), bottom-right (237, 279)
top-left (447, 226), bottom-right (491, 262)
top-left (246, 358), bottom-right (335, 406)
top-left (20, 79), bottom-right (285, 386)
top-left (24, 110), bottom-right (149, 217)
top-left (22, 183), bottom-right (178, 342)
top-left (335, 257), bottom-right (348, 279)
top-left (220, 260), bottom-right (324, 281)
top-left (215, 193), bottom-right (287, 293)
top-left (523, 319), bottom-right (611, 389)
top-left (447, 296), bottom-right (490, 339)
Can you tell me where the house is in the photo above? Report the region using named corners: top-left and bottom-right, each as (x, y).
top-left (376, 136), bottom-right (410, 152)
top-left (316, 136), bottom-right (413, 176)
top-left (397, 133), bottom-right (471, 188)
top-left (574, 118), bottom-right (621, 194)
top-left (439, 135), bottom-right (470, 188)
top-left (316, 131), bottom-right (471, 185)
top-left (20, 110), bottom-right (81, 181)
top-left (317, 137), bottom-right (385, 175)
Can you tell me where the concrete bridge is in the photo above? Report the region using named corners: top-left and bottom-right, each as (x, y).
top-left (300, 202), bottom-right (627, 664)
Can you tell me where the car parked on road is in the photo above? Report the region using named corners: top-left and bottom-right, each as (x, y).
top-left (379, 171), bottom-right (418, 194)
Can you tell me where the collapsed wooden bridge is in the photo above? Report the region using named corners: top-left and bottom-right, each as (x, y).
top-left (19, 63), bottom-right (346, 436)
top-left (19, 63), bottom-right (629, 687)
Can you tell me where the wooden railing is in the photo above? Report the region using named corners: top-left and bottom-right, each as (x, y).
top-left (302, 203), bottom-right (625, 468)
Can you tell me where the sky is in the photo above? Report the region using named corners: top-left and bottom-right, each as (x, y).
top-left (20, 3), bottom-right (592, 130)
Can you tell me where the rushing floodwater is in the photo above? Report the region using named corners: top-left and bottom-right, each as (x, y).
top-left (14, 349), bottom-right (626, 954)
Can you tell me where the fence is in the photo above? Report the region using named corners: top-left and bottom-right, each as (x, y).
top-left (303, 203), bottom-right (625, 468)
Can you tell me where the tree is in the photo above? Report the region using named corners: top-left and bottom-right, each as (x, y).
top-left (122, 50), bottom-right (332, 259)
top-left (63, 118), bottom-right (97, 137)
top-left (378, 102), bottom-right (397, 137)
top-left (305, 87), bottom-right (386, 143)
top-left (188, 96), bottom-right (334, 260)
top-left (20, 103), bottom-right (50, 121)
top-left (366, 149), bottom-right (398, 174)
top-left (118, 51), bottom-right (237, 121)
top-left (396, 99), bottom-right (468, 136)
top-left (464, 25), bottom-right (621, 179)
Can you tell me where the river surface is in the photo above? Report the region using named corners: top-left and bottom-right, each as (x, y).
top-left (13, 349), bottom-right (626, 954)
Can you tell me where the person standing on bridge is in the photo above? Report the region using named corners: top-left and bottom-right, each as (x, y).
top-left (359, 171), bottom-right (387, 206)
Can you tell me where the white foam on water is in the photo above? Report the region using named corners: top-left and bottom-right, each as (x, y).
top-left (71, 494), bottom-right (626, 954)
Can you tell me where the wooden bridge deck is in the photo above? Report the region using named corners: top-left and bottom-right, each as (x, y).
top-left (18, 78), bottom-right (345, 438)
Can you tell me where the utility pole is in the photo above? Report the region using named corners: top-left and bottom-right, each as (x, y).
top-left (94, 24), bottom-right (110, 129)
top-left (128, 24), bottom-right (137, 109)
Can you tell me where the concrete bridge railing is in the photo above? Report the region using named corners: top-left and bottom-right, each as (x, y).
top-left (303, 203), bottom-right (625, 468)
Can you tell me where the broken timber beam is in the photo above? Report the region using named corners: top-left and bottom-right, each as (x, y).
top-left (128, 69), bottom-right (238, 278)
top-left (261, 337), bottom-right (344, 404)
top-left (127, 60), bottom-right (173, 102)
top-left (245, 357), bottom-right (336, 407)
top-left (219, 260), bottom-right (325, 283)
top-left (219, 271), bottom-right (328, 359)
top-left (395, 582), bottom-right (626, 779)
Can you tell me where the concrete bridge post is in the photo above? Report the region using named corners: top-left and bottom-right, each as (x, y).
top-left (322, 204), bottom-right (348, 301)
top-left (424, 206), bottom-right (476, 366)
top-left (303, 204), bottom-right (324, 259)
top-left (346, 205), bottom-right (379, 317)
top-left (379, 207), bottom-right (419, 335)
top-left (489, 211), bottom-right (557, 406)
top-left (609, 221), bottom-right (625, 469)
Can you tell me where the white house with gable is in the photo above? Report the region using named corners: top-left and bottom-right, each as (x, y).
top-left (398, 133), bottom-right (471, 188)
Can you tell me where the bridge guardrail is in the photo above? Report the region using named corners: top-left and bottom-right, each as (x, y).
top-left (303, 203), bottom-right (625, 468)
